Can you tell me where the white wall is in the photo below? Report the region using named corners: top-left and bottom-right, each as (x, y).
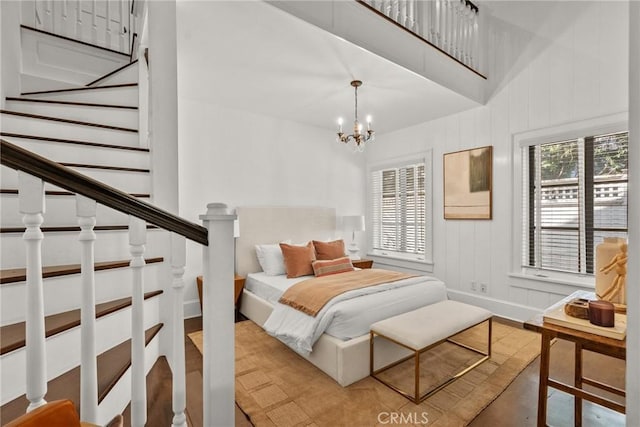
top-left (365, 1), bottom-right (629, 320)
top-left (176, 99), bottom-right (366, 315)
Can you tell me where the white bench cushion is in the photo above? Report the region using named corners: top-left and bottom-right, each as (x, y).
top-left (370, 300), bottom-right (492, 350)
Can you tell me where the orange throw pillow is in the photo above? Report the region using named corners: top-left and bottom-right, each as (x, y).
top-left (280, 242), bottom-right (316, 278)
top-left (312, 239), bottom-right (346, 260)
top-left (312, 256), bottom-right (354, 277)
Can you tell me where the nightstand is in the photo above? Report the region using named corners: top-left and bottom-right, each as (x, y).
top-left (234, 275), bottom-right (246, 307)
top-left (196, 275), bottom-right (245, 313)
top-left (352, 258), bottom-right (374, 269)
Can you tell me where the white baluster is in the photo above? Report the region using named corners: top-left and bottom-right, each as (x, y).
top-left (431, 0), bottom-right (439, 45)
top-left (19, 172), bottom-right (47, 412)
top-left (61, 0), bottom-right (68, 36)
top-left (472, 10), bottom-right (479, 69)
top-left (129, 217), bottom-right (147, 427)
top-left (105, 0), bottom-right (112, 49)
top-left (391, 0), bottom-right (399, 22)
top-left (171, 233), bottom-right (187, 427)
top-left (75, 0), bottom-right (82, 40)
top-left (120, 0), bottom-right (126, 53)
top-left (200, 203), bottom-right (236, 427)
top-left (398, 0), bottom-right (406, 27)
top-left (91, 0), bottom-right (97, 44)
top-left (407, 0), bottom-right (415, 32)
top-left (77, 195), bottom-right (98, 423)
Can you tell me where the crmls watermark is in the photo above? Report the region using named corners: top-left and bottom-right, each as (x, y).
top-left (377, 411), bottom-right (429, 425)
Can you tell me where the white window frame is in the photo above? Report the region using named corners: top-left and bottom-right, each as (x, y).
top-left (511, 113), bottom-right (628, 288)
top-left (366, 151), bottom-right (433, 268)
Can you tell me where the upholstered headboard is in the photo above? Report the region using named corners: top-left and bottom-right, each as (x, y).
top-left (235, 206), bottom-right (336, 277)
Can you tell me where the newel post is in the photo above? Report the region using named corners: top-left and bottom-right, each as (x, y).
top-left (200, 203), bottom-right (236, 427)
top-left (19, 172), bottom-right (47, 412)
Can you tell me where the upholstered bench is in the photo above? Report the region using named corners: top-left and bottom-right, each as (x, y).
top-left (370, 300), bottom-right (492, 403)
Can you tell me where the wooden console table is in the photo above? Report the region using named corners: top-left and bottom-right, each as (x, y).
top-left (524, 291), bottom-right (626, 427)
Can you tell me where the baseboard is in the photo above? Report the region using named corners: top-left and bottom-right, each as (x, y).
top-left (184, 298), bottom-right (202, 319)
top-left (446, 289), bottom-right (541, 323)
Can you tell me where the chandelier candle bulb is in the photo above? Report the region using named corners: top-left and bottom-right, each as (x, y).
top-left (338, 117), bottom-right (343, 133)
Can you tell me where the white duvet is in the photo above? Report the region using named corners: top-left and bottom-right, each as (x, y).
top-left (263, 275), bottom-right (447, 355)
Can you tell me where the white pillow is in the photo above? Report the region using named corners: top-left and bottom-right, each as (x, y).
top-left (255, 241), bottom-right (290, 276)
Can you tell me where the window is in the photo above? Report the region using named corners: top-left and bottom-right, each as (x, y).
top-left (523, 131), bottom-right (628, 274)
top-left (370, 156), bottom-right (431, 262)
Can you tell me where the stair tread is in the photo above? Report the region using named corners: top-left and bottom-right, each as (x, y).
top-left (0, 188), bottom-right (150, 198)
top-left (1, 109), bottom-right (137, 133)
top-left (0, 132), bottom-right (148, 152)
top-left (5, 97), bottom-right (137, 110)
top-left (0, 225), bottom-right (159, 233)
top-left (21, 83), bottom-right (137, 96)
top-left (0, 323), bottom-right (163, 424)
top-left (0, 290), bottom-right (163, 355)
top-left (58, 162), bottom-right (149, 173)
top-left (0, 257), bottom-right (163, 284)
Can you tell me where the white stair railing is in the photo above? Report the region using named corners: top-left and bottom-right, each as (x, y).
top-left (19, 172), bottom-right (48, 412)
top-left (201, 203), bottom-right (237, 426)
top-left (362, 0), bottom-right (480, 72)
top-left (77, 195), bottom-right (99, 423)
top-left (5, 140), bottom-right (236, 425)
top-left (26, 0), bottom-right (134, 55)
top-left (129, 216), bottom-right (147, 427)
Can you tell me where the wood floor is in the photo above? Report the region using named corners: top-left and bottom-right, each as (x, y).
top-left (146, 317), bottom-right (625, 427)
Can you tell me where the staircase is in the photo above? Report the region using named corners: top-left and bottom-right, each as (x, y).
top-left (0, 43), bottom-right (168, 424)
top-left (1, 3), bottom-right (238, 425)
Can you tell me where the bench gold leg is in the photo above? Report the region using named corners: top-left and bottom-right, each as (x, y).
top-left (371, 317), bottom-right (493, 404)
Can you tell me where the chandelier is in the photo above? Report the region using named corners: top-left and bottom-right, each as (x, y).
top-left (336, 80), bottom-right (375, 151)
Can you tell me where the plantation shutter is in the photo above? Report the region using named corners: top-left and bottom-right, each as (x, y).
top-left (371, 161), bottom-right (426, 255)
top-left (523, 131), bottom-right (628, 274)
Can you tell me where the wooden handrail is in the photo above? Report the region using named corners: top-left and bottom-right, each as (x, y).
top-left (1, 139), bottom-right (208, 246)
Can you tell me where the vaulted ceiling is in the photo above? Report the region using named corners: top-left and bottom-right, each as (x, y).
top-left (177, 1), bottom-right (481, 134)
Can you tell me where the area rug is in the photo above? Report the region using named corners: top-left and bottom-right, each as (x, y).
top-left (188, 320), bottom-right (540, 427)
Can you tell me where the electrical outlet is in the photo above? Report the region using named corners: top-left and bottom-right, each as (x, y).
top-left (480, 283), bottom-right (488, 293)
top-left (471, 281), bottom-right (477, 291)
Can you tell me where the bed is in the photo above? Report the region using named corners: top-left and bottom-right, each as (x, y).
top-left (236, 206), bottom-right (447, 386)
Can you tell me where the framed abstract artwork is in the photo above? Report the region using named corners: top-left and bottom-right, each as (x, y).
top-left (443, 146), bottom-right (493, 220)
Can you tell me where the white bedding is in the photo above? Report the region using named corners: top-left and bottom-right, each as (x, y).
top-left (259, 273), bottom-right (447, 355)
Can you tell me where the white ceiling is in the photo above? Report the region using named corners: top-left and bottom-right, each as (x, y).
top-left (177, 1), bottom-right (481, 135)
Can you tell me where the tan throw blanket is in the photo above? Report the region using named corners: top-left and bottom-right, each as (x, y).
top-left (278, 269), bottom-right (416, 317)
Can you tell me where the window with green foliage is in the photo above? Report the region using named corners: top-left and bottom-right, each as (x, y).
top-left (524, 131), bottom-right (628, 273)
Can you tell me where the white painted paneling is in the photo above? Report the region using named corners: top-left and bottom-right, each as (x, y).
top-left (366, 1), bottom-right (628, 321)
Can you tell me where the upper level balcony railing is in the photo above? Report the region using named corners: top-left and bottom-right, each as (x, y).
top-left (358, 0), bottom-right (482, 76)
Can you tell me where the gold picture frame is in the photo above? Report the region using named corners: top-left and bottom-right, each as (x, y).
top-left (443, 146), bottom-right (493, 220)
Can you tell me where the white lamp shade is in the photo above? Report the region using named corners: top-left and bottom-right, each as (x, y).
top-left (342, 215), bottom-right (365, 232)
